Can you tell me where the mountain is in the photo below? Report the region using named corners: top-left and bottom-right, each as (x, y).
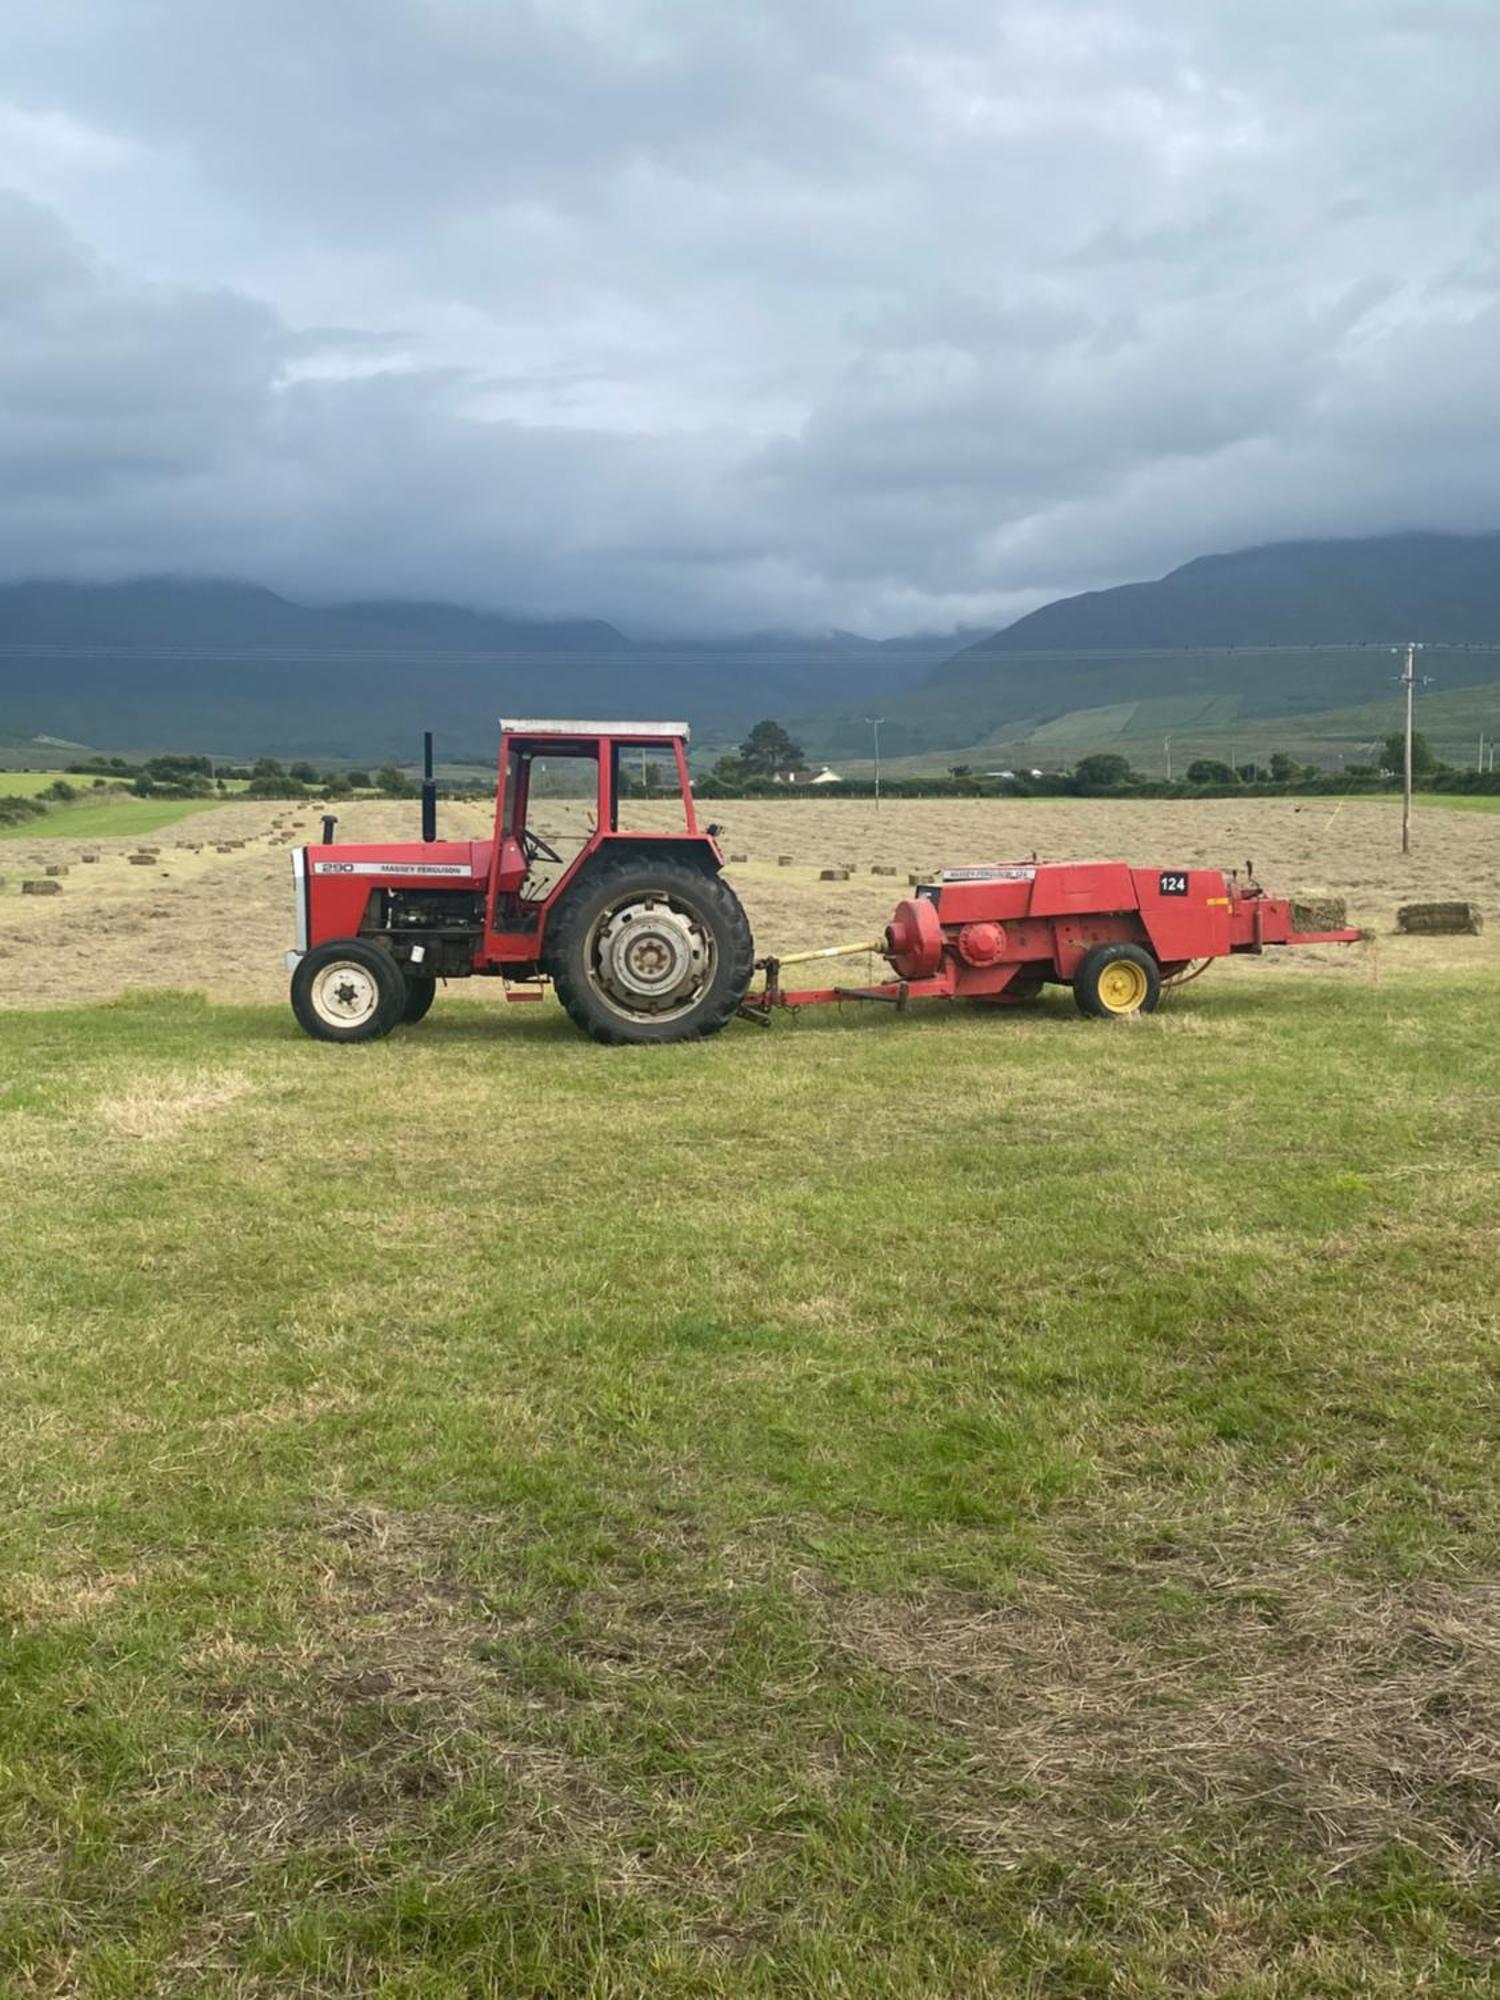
top-left (794, 533), bottom-right (1500, 764)
top-left (0, 578), bottom-right (969, 761)
top-left (942, 532), bottom-right (1500, 659)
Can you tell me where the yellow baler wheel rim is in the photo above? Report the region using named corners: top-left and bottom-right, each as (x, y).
top-left (1096, 959), bottom-right (1150, 1013)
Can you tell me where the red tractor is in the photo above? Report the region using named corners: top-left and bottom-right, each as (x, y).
top-left (288, 720), bottom-right (753, 1045)
top-left (287, 719), bottom-right (1361, 1046)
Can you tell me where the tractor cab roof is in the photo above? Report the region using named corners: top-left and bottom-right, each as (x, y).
top-left (499, 718), bottom-right (689, 742)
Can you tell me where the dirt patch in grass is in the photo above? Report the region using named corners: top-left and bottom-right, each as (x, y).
top-left (172, 1506), bottom-right (699, 1899)
top-left (821, 1534), bottom-right (1500, 1886)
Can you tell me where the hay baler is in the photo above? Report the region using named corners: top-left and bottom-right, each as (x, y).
top-left (746, 862), bottom-right (1362, 1021)
top-left (285, 718), bottom-right (1361, 1046)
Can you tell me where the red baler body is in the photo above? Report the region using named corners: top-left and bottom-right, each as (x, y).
top-left (753, 861), bottom-right (1360, 1012)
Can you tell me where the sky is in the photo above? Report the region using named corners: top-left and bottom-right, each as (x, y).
top-left (2, 0), bottom-right (1499, 635)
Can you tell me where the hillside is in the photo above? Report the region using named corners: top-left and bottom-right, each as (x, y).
top-left (951, 532), bottom-right (1500, 658)
top-left (0, 579), bottom-right (972, 762)
top-left (796, 534), bottom-right (1500, 764)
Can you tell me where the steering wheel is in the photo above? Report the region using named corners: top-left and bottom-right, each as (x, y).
top-left (521, 826), bottom-right (563, 866)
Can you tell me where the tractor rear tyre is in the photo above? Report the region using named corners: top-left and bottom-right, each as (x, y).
top-left (402, 976), bottom-right (437, 1025)
top-left (546, 855), bottom-right (754, 1045)
top-left (1073, 942), bottom-right (1161, 1020)
top-left (292, 939), bottom-right (406, 1043)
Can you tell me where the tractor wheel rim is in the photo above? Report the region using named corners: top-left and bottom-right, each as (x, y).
top-left (1097, 961), bottom-right (1148, 1012)
top-left (310, 960), bottom-right (380, 1027)
top-left (590, 896), bottom-right (715, 1019)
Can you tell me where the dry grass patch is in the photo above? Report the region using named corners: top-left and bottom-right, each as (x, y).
top-left (823, 1537), bottom-right (1500, 1885)
top-left (93, 1066), bottom-right (252, 1140)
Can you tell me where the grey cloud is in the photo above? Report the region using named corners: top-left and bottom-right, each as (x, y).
top-left (0, 1), bottom-right (1498, 633)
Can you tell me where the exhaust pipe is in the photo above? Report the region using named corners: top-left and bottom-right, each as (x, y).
top-left (421, 730), bottom-right (437, 842)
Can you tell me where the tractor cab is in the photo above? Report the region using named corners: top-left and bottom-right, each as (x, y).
top-left (491, 718), bottom-right (704, 918)
top-left (288, 718), bottom-right (754, 1047)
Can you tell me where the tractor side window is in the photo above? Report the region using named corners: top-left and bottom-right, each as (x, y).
top-left (515, 745), bottom-right (598, 897)
top-left (612, 743), bottom-right (692, 836)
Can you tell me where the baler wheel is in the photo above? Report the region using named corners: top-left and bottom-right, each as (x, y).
top-left (402, 976), bottom-right (437, 1025)
top-left (546, 855), bottom-right (754, 1045)
top-left (292, 939), bottom-right (406, 1042)
top-left (1073, 943), bottom-right (1161, 1020)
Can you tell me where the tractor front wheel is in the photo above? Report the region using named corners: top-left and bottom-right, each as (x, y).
top-left (546, 856), bottom-right (754, 1045)
top-left (1073, 942), bottom-right (1161, 1020)
top-left (291, 939), bottom-right (406, 1043)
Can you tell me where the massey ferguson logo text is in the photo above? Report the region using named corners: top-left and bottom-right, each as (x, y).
top-left (313, 861), bottom-right (473, 878)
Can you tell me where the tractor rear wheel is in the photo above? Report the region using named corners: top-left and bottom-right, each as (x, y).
top-left (292, 939), bottom-right (406, 1042)
top-left (1073, 942), bottom-right (1161, 1020)
top-left (546, 856), bottom-right (754, 1045)
top-left (402, 976), bottom-right (437, 1025)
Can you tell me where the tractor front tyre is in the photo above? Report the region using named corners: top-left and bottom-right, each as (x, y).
top-left (1073, 942), bottom-right (1161, 1020)
top-left (546, 856), bottom-right (754, 1045)
top-left (402, 976), bottom-right (437, 1025)
top-left (291, 939), bottom-right (406, 1043)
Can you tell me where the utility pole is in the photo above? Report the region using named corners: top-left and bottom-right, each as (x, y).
top-left (1396, 641), bottom-right (1427, 856)
top-left (1163, 736), bottom-right (1172, 781)
top-left (865, 716), bottom-right (885, 810)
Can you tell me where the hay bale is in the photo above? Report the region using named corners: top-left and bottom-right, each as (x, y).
top-left (127, 854), bottom-right (157, 867)
top-left (871, 865), bottom-right (897, 876)
top-left (1291, 893), bottom-right (1347, 931)
top-left (819, 867), bottom-right (849, 882)
top-left (81, 852), bottom-right (100, 864)
top-left (22, 879), bottom-right (62, 896)
top-left (778, 855), bottom-right (794, 867)
top-left (1396, 900), bottom-right (1483, 936)
top-left (728, 852), bottom-right (747, 863)
top-left (45, 864), bottom-right (69, 877)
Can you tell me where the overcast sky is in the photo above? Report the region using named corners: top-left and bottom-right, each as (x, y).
top-left (2, 1), bottom-right (1498, 634)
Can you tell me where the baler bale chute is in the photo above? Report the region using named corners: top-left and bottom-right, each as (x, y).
top-left (284, 719), bottom-right (1362, 1048)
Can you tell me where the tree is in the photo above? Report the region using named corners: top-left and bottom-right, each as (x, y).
top-left (376, 763), bottom-right (413, 796)
top-left (1381, 730), bottom-right (1436, 777)
top-left (1073, 752), bottom-right (1135, 789)
top-left (344, 769), bottom-right (371, 789)
top-left (289, 760), bottom-right (321, 784)
top-left (738, 719), bottom-right (806, 779)
top-left (1268, 751), bottom-right (1297, 782)
top-left (251, 757), bottom-right (287, 784)
top-left (1185, 758), bottom-right (1239, 785)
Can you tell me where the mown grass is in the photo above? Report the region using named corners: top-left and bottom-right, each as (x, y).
top-left (0, 796), bottom-right (228, 842)
top-left (1, 973), bottom-right (1497, 1996)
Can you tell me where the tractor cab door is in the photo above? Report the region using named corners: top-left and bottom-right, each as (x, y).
top-left (497, 739), bottom-right (601, 905)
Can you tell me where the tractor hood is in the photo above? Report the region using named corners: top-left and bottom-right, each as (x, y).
top-left (304, 839), bottom-right (491, 881)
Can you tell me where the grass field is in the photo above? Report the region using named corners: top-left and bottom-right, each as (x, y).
top-left (2, 967), bottom-right (1498, 1996)
top-left (0, 796), bottom-right (228, 842)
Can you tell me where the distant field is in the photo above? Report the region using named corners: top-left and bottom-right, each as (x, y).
top-left (1393, 791), bottom-right (1500, 814)
top-left (869, 676), bottom-right (1500, 780)
top-left (0, 771), bottom-right (111, 797)
top-left (0, 795), bottom-right (227, 841)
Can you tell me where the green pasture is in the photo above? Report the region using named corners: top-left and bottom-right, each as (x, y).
top-left (1, 970), bottom-right (1497, 1995)
top-left (0, 796), bottom-right (228, 842)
